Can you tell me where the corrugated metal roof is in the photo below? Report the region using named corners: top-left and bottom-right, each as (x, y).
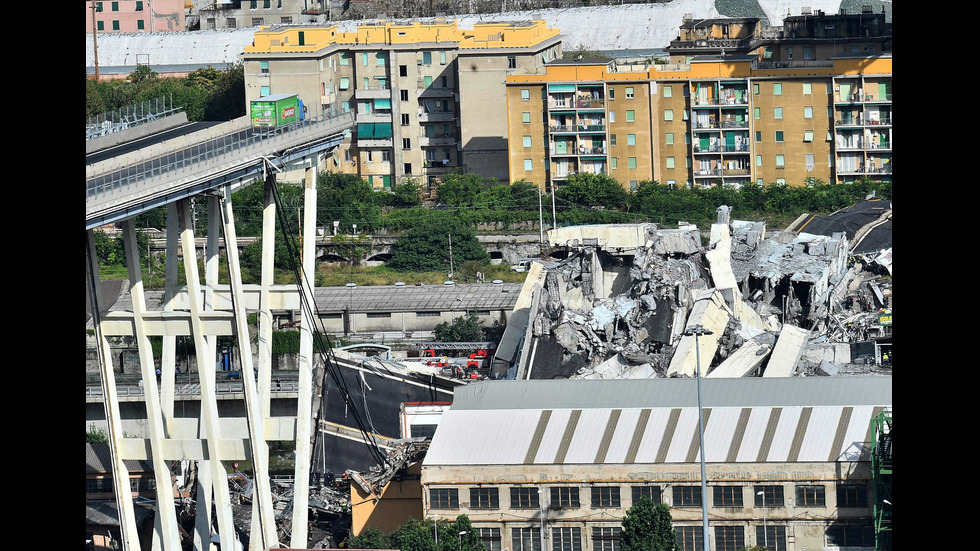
top-left (424, 377), bottom-right (890, 466)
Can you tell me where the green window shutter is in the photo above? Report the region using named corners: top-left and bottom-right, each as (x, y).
top-left (424, 76), bottom-right (433, 88)
top-left (878, 82), bottom-right (888, 100)
top-left (374, 98), bottom-right (391, 109)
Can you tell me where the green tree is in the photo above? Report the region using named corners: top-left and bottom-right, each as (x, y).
top-left (620, 498), bottom-right (676, 551)
top-left (435, 172), bottom-right (491, 206)
top-left (388, 212), bottom-right (489, 272)
top-left (434, 314), bottom-right (485, 342)
top-left (561, 172), bottom-right (630, 209)
top-left (345, 526), bottom-right (394, 549)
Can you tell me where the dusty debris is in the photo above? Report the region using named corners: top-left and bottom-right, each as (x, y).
top-left (515, 206), bottom-right (892, 379)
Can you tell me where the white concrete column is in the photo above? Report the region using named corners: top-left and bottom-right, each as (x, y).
top-left (160, 204), bottom-right (179, 427)
top-left (86, 230), bottom-right (142, 551)
top-left (218, 187), bottom-right (279, 550)
top-left (122, 220), bottom-right (182, 550)
top-left (291, 160), bottom-right (318, 546)
top-left (176, 199), bottom-right (238, 550)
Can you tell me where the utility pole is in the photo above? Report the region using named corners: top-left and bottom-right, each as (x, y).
top-left (538, 186), bottom-right (544, 243)
top-left (91, 1), bottom-right (100, 81)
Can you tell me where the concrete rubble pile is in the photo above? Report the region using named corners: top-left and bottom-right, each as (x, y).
top-left (525, 206), bottom-right (890, 380)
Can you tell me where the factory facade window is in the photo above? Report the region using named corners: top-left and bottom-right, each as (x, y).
top-left (430, 488), bottom-right (459, 509)
top-left (511, 487), bottom-right (540, 509)
top-left (836, 484), bottom-right (868, 508)
top-left (591, 486), bottom-right (620, 508)
top-left (512, 527), bottom-right (541, 551)
top-left (550, 487), bottom-right (580, 508)
top-left (470, 487), bottom-right (500, 509)
top-left (552, 527), bottom-right (582, 551)
top-left (755, 525), bottom-right (787, 551)
top-left (631, 485), bottom-right (661, 504)
top-left (476, 527), bottom-right (502, 551)
top-left (672, 486), bottom-right (701, 507)
top-left (674, 526), bottom-right (702, 551)
top-left (591, 527), bottom-right (621, 551)
top-left (713, 526), bottom-right (745, 551)
top-left (713, 486), bottom-right (743, 507)
top-left (753, 485), bottom-right (784, 507)
top-left (795, 485), bottom-right (825, 507)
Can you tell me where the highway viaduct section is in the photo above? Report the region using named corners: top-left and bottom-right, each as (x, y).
top-left (86, 110), bottom-right (354, 551)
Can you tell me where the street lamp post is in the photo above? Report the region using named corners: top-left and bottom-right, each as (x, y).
top-left (757, 490), bottom-right (767, 549)
top-left (458, 531), bottom-right (468, 547)
top-left (433, 515), bottom-right (438, 546)
top-left (683, 324), bottom-right (714, 551)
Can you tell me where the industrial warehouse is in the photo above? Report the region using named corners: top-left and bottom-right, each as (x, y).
top-left (418, 376), bottom-right (892, 551)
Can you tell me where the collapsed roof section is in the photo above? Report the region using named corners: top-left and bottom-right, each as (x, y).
top-left (494, 207), bottom-right (863, 380)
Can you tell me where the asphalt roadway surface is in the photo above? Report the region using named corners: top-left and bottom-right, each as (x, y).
top-left (789, 198), bottom-right (892, 254)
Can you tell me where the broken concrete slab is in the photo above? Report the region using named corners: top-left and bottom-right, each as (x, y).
top-left (707, 334), bottom-right (774, 378)
top-left (666, 289), bottom-right (733, 378)
top-left (762, 324), bottom-right (810, 377)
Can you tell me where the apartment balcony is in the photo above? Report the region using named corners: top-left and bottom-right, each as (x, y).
top-left (355, 87), bottom-right (391, 99)
top-left (418, 111), bottom-right (455, 123)
top-left (356, 111), bottom-right (392, 124)
top-left (720, 120), bottom-right (749, 129)
top-left (550, 125), bottom-right (577, 133)
top-left (548, 98), bottom-right (573, 109)
top-left (423, 160), bottom-right (459, 172)
top-left (695, 144), bottom-right (750, 153)
top-left (576, 98), bottom-right (605, 109)
top-left (576, 147), bottom-right (607, 155)
top-left (577, 124), bottom-right (606, 133)
top-left (694, 122), bottom-right (721, 130)
top-left (418, 87), bottom-right (456, 99)
top-left (419, 135), bottom-right (456, 147)
top-left (836, 92), bottom-right (892, 103)
top-left (836, 140), bottom-right (865, 150)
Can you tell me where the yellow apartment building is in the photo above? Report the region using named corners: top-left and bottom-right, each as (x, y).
top-left (241, 19), bottom-right (563, 189)
top-left (506, 53), bottom-right (891, 190)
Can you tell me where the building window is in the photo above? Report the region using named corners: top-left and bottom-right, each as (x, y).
top-left (416, 311), bottom-right (441, 317)
top-left (625, 87), bottom-right (634, 99)
top-left (795, 485), bottom-right (825, 507)
top-left (631, 486), bottom-right (661, 504)
top-left (403, 139), bottom-right (411, 150)
top-left (609, 134), bottom-right (617, 146)
top-left (550, 487), bottom-right (580, 508)
top-left (672, 486), bottom-right (701, 507)
top-left (521, 89), bottom-right (530, 101)
top-left (591, 487), bottom-right (621, 508)
top-left (339, 52), bottom-right (350, 65)
top-left (664, 109), bottom-right (673, 121)
top-left (400, 89), bottom-right (409, 102)
top-left (804, 106), bottom-right (813, 119)
top-left (112, 20), bottom-right (120, 30)
top-left (401, 114), bottom-right (410, 126)
top-left (675, 527), bottom-right (703, 551)
top-left (510, 487), bottom-right (540, 509)
top-left (97, 21), bottom-right (104, 30)
top-left (523, 136), bottom-right (532, 148)
top-left (665, 133), bottom-right (674, 145)
top-left (470, 487), bottom-right (499, 509)
top-left (666, 157), bottom-right (675, 169)
top-left (339, 77), bottom-right (350, 90)
top-left (95, 2), bottom-right (103, 12)
top-left (477, 528), bottom-right (502, 551)
top-left (611, 158), bottom-right (618, 169)
top-left (135, 0), bottom-right (144, 10)
top-left (803, 46), bottom-right (813, 60)
top-left (803, 130), bottom-right (813, 142)
top-left (111, 1), bottom-right (119, 10)
top-left (524, 159), bottom-right (533, 171)
top-left (663, 85), bottom-right (672, 98)
top-left (609, 111), bottom-right (615, 122)
top-left (423, 52), bottom-right (432, 65)
top-left (130, 478), bottom-right (141, 492)
top-left (753, 83), bottom-right (759, 95)
top-left (508, 56), bottom-right (517, 69)
top-left (260, 61), bottom-right (269, 74)
top-left (712, 486), bottom-right (743, 507)
top-left (755, 525), bottom-right (787, 551)
top-left (522, 112), bottom-right (531, 124)
top-left (626, 110), bottom-right (635, 122)
top-left (776, 178), bottom-right (786, 185)
top-left (836, 484), bottom-right (868, 508)
top-left (628, 157), bottom-right (637, 169)
top-left (377, 52), bottom-right (387, 66)
top-left (251, 17), bottom-right (264, 25)
top-left (430, 488), bottom-right (459, 509)
top-left (713, 526), bottom-right (745, 551)
top-left (424, 75), bottom-right (433, 88)
top-left (137, 19), bottom-right (144, 29)
top-left (410, 424), bottom-right (437, 438)
top-left (754, 486), bottom-right (784, 507)
top-left (440, 51), bottom-right (447, 65)
top-left (260, 86), bottom-right (270, 96)
top-left (756, 155), bottom-right (762, 167)
top-left (826, 523), bottom-right (875, 547)
top-left (805, 153), bottom-right (815, 171)
top-left (513, 527), bottom-right (541, 551)
top-left (755, 131), bottom-right (761, 142)
top-left (592, 527), bottom-right (621, 551)
top-left (773, 107), bottom-right (782, 119)
top-left (775, 154), bottom-right (785, 167)
top-left (365, 311), bottom-right (391, 318)
top-left (404, 163), bottom-right (413, 174)
top-left (754, 107), bottom-right (760, 119)
top-left (775, 131), bottom-right (784, 142)
top-left (629, 180), bottom-right (637, 191)
top-left (552, 527), bottom-right (582, 551)
top-left (608, 88), bottom-right (615, 100)
top-left (803, 82), bottom-right (812, 95)
top-left (627, 134), bottom-right (636, 146)
top-left (773, 83), bottom-right (782, 95)
top-left (280, 17), bottom-right (292, 24)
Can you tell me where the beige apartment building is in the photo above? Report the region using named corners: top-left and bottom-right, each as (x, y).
top-left (506, 53), bottom-right (891, 190)
top-left (241, 19), bottom-right (562, 189)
